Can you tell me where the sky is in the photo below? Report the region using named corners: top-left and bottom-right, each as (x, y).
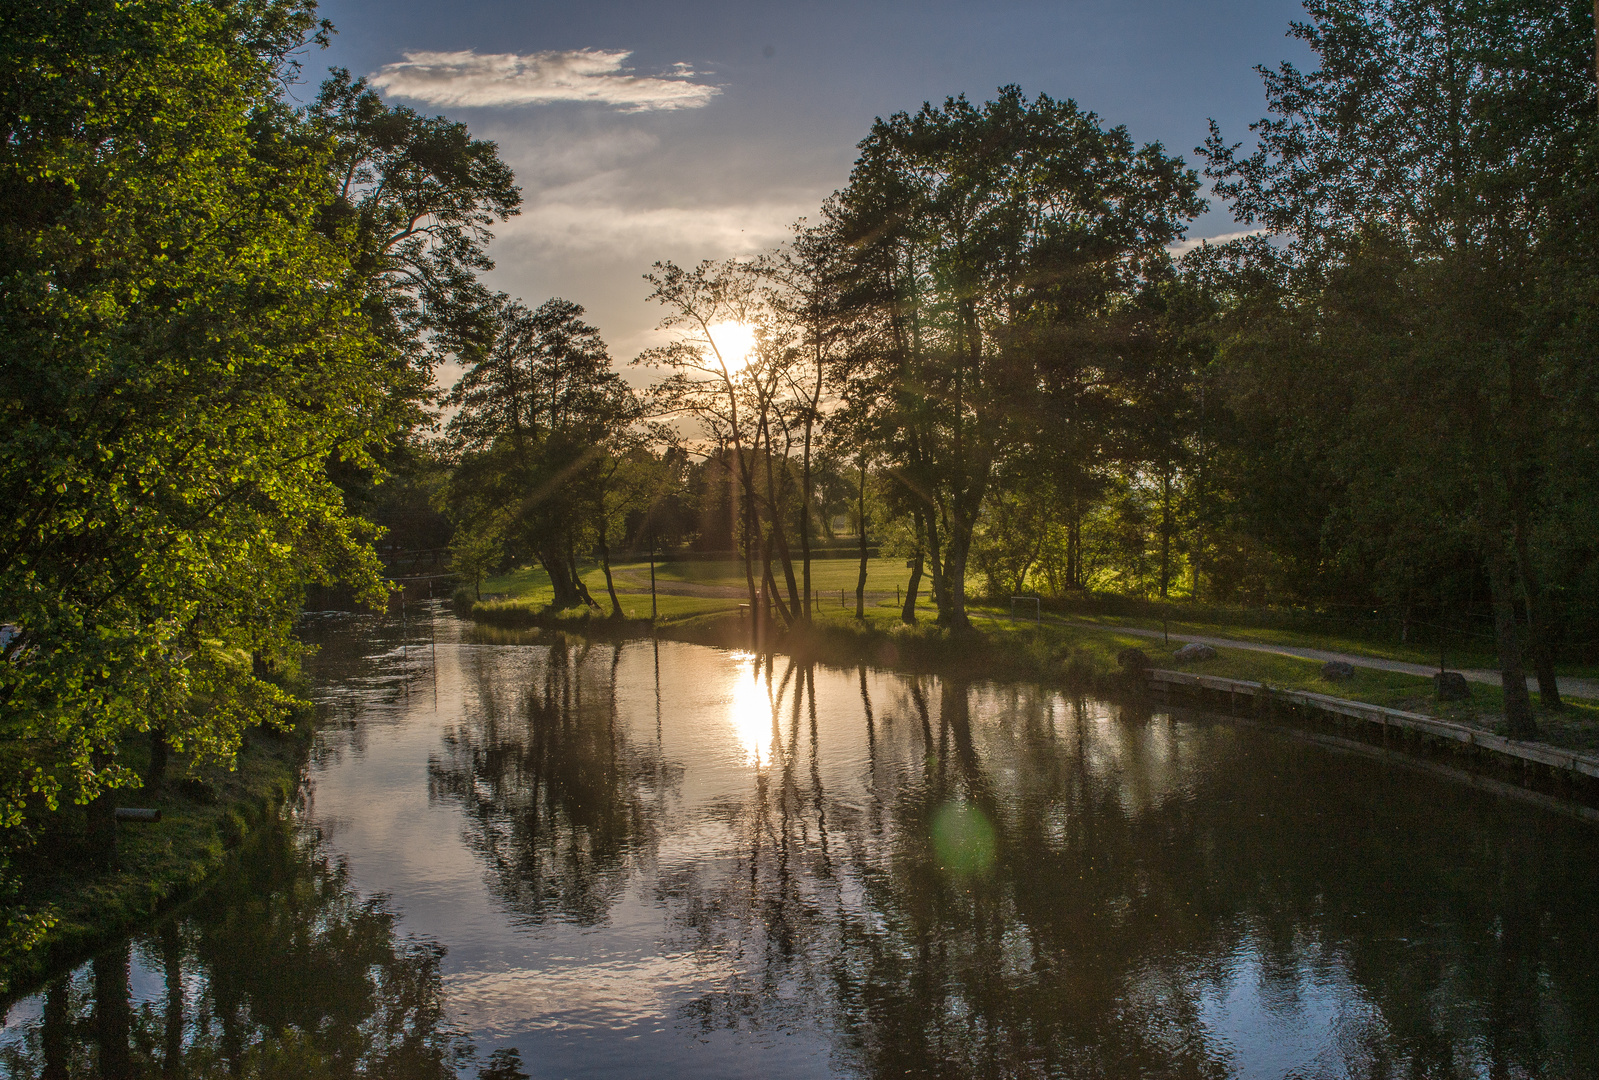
top-left (308, 0), bottom-right (1315, 372)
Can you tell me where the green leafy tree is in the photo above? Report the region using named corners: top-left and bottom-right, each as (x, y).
top-left (829, 86), bottom-right (1204, 628)
top-left (0, 0), bottom-right (397, 863)
top-left (1202, 0), bottom-right (1599, 732)
top-left (444, 296), bottom-right (639, 610)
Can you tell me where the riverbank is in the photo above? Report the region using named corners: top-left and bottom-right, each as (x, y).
top-left (467, 559), bottom-right (1599, 682)
top-left (463, 592), bottom-right (1599, 758)
top-left (0, 723), bottom-right (308, 998)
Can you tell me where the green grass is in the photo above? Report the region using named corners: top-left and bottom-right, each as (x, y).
top-left (477, 557), bottom-right (918, 601)
top-left (1054, 608), bottom-right (1499, 669)
top-left (481, 558), bottom-right (1594, 677)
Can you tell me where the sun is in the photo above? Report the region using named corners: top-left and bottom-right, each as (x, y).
top-left (706, 320), bottom-right (757, 372)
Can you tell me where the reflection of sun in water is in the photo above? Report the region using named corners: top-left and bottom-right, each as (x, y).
top-left (706, 321), bottom-right (757, 373)
top-left (727, 653), bottom-right (775, 766)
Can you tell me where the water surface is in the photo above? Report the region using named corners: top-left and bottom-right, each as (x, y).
top-left (4, 608), bottom-right (1597, 1078)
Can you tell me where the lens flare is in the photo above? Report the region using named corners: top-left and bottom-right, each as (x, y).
top-left (931, 801), bottom-right (996, 875)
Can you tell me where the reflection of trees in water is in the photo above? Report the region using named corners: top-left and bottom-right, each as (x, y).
top-left (0, 820), bottom-right (483, 1079)
top-left (656, 667), bottom-right (1599, 1079)
top-left (430, 636), bottom-right (674, 927)
top-left (300, 608), bottom-right (443, 768)
top-left (661, 656), bottom-right (838, 1034)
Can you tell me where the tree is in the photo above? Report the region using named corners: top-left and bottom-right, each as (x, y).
top-left (830, 87), bottom-right (1204, 629)
top-left (1202, 0), bottom-right (1599, 733)
top-left (308, 68), bottom-right (522, 533)
top-left (638, 260), bottom-right (773, 620)
top-left (444, 296), bottom-right (639, 611)
top-left (766, 220), bottom-right (851, 621)
top-left (0, 0), bottom-right (394, 854)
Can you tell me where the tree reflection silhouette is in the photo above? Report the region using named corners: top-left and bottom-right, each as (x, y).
top-left (16, 627), bottom-right (1594, 1078)
top-left (430, 636), bottom-right (669, 927)
top-left (0, 820), bottom-right (474, 1079)
top-left (646, 672), bottom-right (1599, 1078)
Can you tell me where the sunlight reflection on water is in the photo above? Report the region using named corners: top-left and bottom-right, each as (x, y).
top-left (725, 651), bottom-right (777, 767)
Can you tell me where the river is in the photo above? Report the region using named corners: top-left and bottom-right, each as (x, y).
top-left (3, 607), bottom-right (1597, 1078)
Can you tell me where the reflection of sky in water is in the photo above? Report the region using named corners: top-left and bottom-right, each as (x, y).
top-left (1197, 942), bottom-right (1390, 1079)
top-left (4, 609), bottom-right (1596, 1079)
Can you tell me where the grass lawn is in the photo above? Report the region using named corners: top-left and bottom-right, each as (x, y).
top-left (613, 556), bottom-right (916, 596)
top-left (473, 563), bottom-right (921, 611)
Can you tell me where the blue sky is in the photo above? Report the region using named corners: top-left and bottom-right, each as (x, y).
top-left (309, 0), bottom-right (1313, 363)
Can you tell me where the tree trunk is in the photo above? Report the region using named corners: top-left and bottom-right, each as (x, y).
top-left (948, 535), bottom-right (971, 631)
top-left (855, 459), bottom-right (868, 620)
top-left (87, 750), bottom-right (117, 870)
top-left (762, 432), bottom-right (803, 618)
top-left (1485, 533), bottom-right (1537, 738)
top-left (736, 452), bottom-right (758, 616)
top-left (566, 541), bottom-right (600, 610)
top-left (538, 543), bottom-right (580, 609)
top-left (1159, 470), bottom-right (1173, 599)
top-left (146, 725), bottom-right (168, 794)
top-left (762, 532), bottom-right (793, 627)
top-left (94, 942), bottom-right (133, 1080)
top-left (800, 414), bottom-right (815, 621)
top-left (1527, 590), bottom-right (1562, 710)
top-left (903, 509), bottom-right (925, 624)
top-left (597, 524), bottom-right (622, 619)
top-left (925, 511), bottom-right (950, 624)
top-left (1512, 524), bottom-right (1561, 709)
top-left (768, 508), bottom-right (801, 622)
top-left (1067, 501), bottom-right (1081, 589)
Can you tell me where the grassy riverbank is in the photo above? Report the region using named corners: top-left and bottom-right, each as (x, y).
top-left (463, 562), bottom-right (1599, 754)
top-left (0, 723), bottom-right (308, 997)
top-left (467, 558), bottom-right (1597, 675)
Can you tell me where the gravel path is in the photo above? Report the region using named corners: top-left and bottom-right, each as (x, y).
top-left (1094, 622), bottom-right (1599, 700)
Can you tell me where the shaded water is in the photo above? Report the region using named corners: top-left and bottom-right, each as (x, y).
top-left (4, 608), bottom-right (1598, 1078)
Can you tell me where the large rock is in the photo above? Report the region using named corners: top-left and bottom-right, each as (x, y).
top-left (1321, 660), bottom-right (1356, 682)
top-left (1172, 642), bottom-right (1217, 663)
top-left (1117, 648), bottom-right (1150, 676)
top-left (1435, 671), bottom-right (1471, 701)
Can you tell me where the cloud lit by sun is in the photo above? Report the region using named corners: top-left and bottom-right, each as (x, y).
top-left (706, 321), bottom-right (757, 372)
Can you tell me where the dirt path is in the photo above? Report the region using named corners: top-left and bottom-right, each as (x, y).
top-left (1087, 621), bottom-right (1599, 700)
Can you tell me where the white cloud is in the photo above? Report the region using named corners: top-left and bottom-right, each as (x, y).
top-left (1167, 228), bottom-right (1271, 257)
top-left (369, 49), bottom-right (721, 111)
top-left (500, 198), bottom-right (807, 259)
